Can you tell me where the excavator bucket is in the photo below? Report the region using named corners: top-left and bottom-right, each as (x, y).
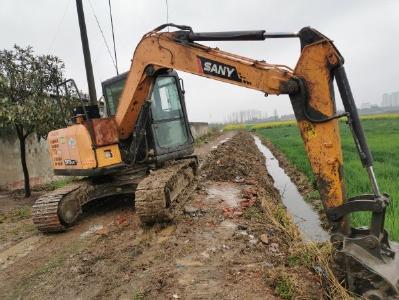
top-left (342, 238), bottom-right (399, 298)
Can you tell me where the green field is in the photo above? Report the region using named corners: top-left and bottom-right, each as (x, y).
top-left (232, 115), bottom-right (399, 241)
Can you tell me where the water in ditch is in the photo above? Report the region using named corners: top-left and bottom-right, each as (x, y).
top-left (253, 135), bottom-right (329, 242)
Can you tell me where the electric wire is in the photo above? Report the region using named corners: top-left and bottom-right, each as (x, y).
top-left (165, 0), bottom-right (169, 32)
top-left (108, 0), bottom-right (119, 75)
top-left (87, 0), bottom-right (117, 73)
top-left (47, 0), bottom-right (72, 52)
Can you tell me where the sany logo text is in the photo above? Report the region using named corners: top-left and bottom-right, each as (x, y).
top-left (203, 61), bottom-right (235, 78)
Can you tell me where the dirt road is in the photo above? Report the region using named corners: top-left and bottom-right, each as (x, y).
top-left (0, 132), bottom-right (324, 299)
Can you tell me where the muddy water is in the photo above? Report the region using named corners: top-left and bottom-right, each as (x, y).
top-left (253, 135), bottom-right (329, 242)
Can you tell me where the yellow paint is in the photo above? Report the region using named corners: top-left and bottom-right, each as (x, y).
top-left (303, 121), bottom-right (317, 139)
top-left (96, 144), bottom-right (122, 167)
top-left (48, 124), bottom-right (96, 170)
top-left (48, 124), bottom-right (122, 171)
top-left (294, 40), bottom-right (346, 210)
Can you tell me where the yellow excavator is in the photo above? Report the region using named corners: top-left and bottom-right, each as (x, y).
top-left (32, 22), bottom-right (398, 297)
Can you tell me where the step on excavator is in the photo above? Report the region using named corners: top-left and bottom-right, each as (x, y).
top-left (32, 21), bottom-right (398, 298)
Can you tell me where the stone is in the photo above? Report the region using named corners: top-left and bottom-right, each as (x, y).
top-left (269, 242), bottom-right (279, 253)
top-left (95, 226), bottom-right (110, 236)
top-left (260, 234), bottom-right (269, 244)
top-left (184, 205), bottom-right (199, 216)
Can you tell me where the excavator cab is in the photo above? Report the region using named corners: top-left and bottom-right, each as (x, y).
top-left (102, 69), bottom-right (194, 164)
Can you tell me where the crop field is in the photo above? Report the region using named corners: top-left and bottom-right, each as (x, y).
top-left (233, 115), bottom-right (399, 241)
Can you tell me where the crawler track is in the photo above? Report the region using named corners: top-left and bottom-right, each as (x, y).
top-left (135, 158), bottom-right (197, 224)
top-left (32, 184), bottom-right (81, 233)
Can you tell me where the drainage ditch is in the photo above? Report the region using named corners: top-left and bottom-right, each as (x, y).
top-left (253, 135), bottom-right (329, 242)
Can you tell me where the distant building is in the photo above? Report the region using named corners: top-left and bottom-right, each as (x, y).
top-left (361, 102), bottom-right (372, 109)
top-left (382, 93), bottom-right (390, 107)
top-left (393, 92), bottom-right (399, 107)
top-left (381, 91), bottom-right (399, 107)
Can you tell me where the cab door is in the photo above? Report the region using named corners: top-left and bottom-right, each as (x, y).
top-left (150, 73), bottom-right (193, 157)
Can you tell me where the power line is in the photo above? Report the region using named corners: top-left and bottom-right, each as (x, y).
top-left (47, 0), bottom-right (72, 52)
top-left (87, 0), bottom-right (118, 74)
top-left (165, 0), bottom-right (169, 31)
top-left (108, 0), bottom-right (119, 75)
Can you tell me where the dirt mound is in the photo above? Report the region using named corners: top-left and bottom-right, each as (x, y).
top-left (202, 131), bottom-right (279, 198)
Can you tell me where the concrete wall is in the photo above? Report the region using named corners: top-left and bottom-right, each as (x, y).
top-left (0, 133), bottom-right (54, 190)
top-left (189, 122), bottom-right (209, 139)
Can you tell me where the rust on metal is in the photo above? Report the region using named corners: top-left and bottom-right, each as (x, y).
top-left (90, 118), bottom-right (119, 146)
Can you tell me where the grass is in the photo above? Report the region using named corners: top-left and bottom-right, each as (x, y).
top-left (223, 113), bottom-right (399, 132)
top-left (41, 177), bottom-right (75, 191)
top-left (243, 205), bottom-right (264, 221)
top-left (0, 206), bottom-right (31, 223)
top-left (10, 207), bottom-right (31, 220)
top-left (253, 117), bottom-right (399, 241)
top-left (274, 274), bottom-right (296, 300)
top-left (194, 128), bottom-right (221, 145)
top-left (260, 194), bottom-right (352, 299)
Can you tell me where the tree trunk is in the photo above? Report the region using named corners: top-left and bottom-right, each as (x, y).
top-left (15, 126), bottom-right (31, 197)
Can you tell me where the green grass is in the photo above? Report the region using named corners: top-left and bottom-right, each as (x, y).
top-left (223, 113), bottom-right (399, 131)
top-left (274, 274), bottom-right (296, 300)
top-left (255, 117), bottom-right (399, 241)
top-left (10, 207), bottom-right (31, 220)
top-left (41, 177), bottom-right (75, 191)
top-left (194, 129), bottom-right (218, 145)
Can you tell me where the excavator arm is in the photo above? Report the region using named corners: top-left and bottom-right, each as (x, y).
top-left (115, 24), bottom-right (397, 296)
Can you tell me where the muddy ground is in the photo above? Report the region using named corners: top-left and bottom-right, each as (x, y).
top-left (0, 131), bottom-right (325, 299)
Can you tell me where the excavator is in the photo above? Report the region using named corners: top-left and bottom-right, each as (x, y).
top-left (31, 23), bottom-right (398, 297)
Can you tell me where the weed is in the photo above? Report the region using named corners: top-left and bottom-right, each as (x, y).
top-left (10, 207), bottom-right (31, 220)
top-left (259, 195), bottom-right (352, 299)
top-left (132, 290), bottom-right (146, 300)
top-left (194, 131), bottom-right (211, 145)
top-left (42, 177), bottom-right (75, 191)
top-left (304, 190), bottom-right (320, 203)
top-left (275, 274), bottom-right (296, 300)
top-left (243, 206), bottom-right (263, 221)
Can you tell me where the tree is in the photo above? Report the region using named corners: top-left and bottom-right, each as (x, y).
top-left (0, 45), bottom-right (69, 197)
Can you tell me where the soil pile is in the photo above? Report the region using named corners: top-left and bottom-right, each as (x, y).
top-left (202, 132), bottom-right (278, 198)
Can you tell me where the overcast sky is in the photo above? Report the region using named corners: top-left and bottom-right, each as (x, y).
top-left (1, 0), bottom-right (398, 122)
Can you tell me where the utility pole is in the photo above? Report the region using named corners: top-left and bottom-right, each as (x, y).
top-left (76, 0), bottom-right (97, 105)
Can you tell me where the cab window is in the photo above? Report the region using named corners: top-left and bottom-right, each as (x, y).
top-left (151, 77), bottom-right (183, 121)
top-left (103, 76), bottom-right (126, 116)
top-left (151, 76), bottom-right (188, 149)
